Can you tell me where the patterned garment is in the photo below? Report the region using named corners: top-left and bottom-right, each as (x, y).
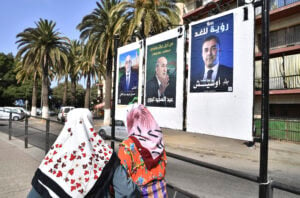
top-left (31, 108), bottom-right (114, 198)
top-left (126, 104), bottom-right (165, 169)
top-left (118, 137), bottom-right (167, 189)
top-left (141, 179), bottom-right (167, 198)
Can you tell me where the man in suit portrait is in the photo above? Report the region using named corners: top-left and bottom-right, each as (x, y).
top-left (192, 35), bottom-right (233, 92)
top-left (119, 55), bottom-right (138, 92)
top-left (146, 56), bottom-right (176, 107)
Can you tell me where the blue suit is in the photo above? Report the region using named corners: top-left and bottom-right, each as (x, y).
top-left (119, 71), bottom-right (138, 92)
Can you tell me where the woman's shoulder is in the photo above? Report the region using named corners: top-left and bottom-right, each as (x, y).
top-left (120, 137), bottom-right (135, 148)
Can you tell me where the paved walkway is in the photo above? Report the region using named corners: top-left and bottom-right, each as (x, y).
top-left (1, 121), bottom-right (300, 197)
top-left (0, 132), bottom-right (43, 198)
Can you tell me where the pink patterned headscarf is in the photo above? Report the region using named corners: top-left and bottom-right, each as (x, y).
top-left (126, 104), bottom-right (164, 169)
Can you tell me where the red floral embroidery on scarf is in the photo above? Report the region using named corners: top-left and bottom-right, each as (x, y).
top-left (71, 186), bottom-right (76, 191)
top-left (57, 171), bottom-right (62, 177)
top-left (68, 169), bottom-right (74, 175)
top-left (70, 154), bottom-right (76, 161)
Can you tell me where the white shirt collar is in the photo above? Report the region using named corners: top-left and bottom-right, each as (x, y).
top-left (204, 63), bottom-right (219, 81)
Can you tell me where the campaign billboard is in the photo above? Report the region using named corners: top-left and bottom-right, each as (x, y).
top-left (187, 4), bottom-right (255, 141)
top-left (145, 26), bottom-right (185, 130)
top-left (115, 41), bottom-right (143, 121)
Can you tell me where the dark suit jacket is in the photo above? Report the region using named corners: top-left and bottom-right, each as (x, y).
top-left (118, 71), bottom-right (138, 105)
top-left (119, 71), bottom-right (138, 92)
top-left (146, 76), bottom-right (176, 107)
top-left (190, 64), bottom-right (233, 92)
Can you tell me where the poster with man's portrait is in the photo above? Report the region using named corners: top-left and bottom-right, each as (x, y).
top-left (117, 48), bottom-right (139, 105)
top-left (145, 38), bottom-right (177, 107)
top-left (190, 13), bottom-right (234, 93)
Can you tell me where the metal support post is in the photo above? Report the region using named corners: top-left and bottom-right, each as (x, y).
top-left (45, 119), bottom-right (50, 154)
top-left (259, 0), bottom-right (271, 197)
top-left (9, 112), bottom-right (12, 140)
top-left (111, 36), bottom-right (119, 150)
top-left (25, 115), bottom-right (28, 148)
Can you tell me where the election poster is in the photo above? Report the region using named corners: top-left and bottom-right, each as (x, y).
top-left (190, 13), bottom-right (234, 93)
top-left (115, 41), bottom-right (143, 122)
top-left (145, 38), bottom-right (177, 107)
top-left (145, 26), bottom-right (185, 130)
top-left (117, 48), bottom-right (140, 105)
top-left (187, 4), bottom-right (254, 141)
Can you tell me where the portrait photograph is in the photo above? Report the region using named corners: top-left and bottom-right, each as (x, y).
top-left (190, 13), bottom-right (234, 93)
top-left (117, 48), bottom-right (139, 105)
top-left (145, 38), bottom-right (177, 107)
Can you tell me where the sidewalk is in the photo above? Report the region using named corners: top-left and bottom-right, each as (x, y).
top-left (0, 122), bottom-right (300, 197)
top-left (0, 132), bottom-right (44, 198)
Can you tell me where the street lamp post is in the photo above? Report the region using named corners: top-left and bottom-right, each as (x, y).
top-left (111, 35), bottom-right (119, 150)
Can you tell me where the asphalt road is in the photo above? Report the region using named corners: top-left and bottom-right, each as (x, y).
top-left (0, 119), bottom-right (299, 198)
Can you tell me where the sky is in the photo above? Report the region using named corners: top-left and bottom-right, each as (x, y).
top-left (0, 0), bottom-right (98, 88)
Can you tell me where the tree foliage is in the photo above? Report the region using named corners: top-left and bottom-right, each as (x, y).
top-left (0, 53), bottom-right (41, 107)
top-left (52, 82), bottom-right (85, 108)
top-left (16, 19), bottom-right (69, 118)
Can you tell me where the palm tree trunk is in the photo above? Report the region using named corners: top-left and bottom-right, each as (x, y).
top-left (103, 50), bottom-right (113, 125)
top-left (70, 77), bottom-right (76, 106)
top-left (31, 76), bottom-right (37, 116)
top-left (42, 56), bottom-right (49, 119)
top-left (84, 75), bottom-right (91, 108)
top-left (62, 74), bottom-right (68, 106)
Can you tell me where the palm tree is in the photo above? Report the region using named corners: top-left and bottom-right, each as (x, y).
top-left (16, 19), bottom-right (69, 118)
top-left (75, 45), bottom-right (99, 108)
top-left (77, 0), bottom-right (126, 124)
top-left (119, 0), bottom-right (182, 41)
top-left (14, 59), bottom-right (41, 116)
top-left (67, 40), bottom-right (82, 106)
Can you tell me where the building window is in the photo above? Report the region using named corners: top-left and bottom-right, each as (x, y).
top-left (270, 0), bottom-right (300, 10)
top-left (185, 0), bottom-right (203, 13)
top-left (258, 24), bottom-right (300, 50)
top-left (255, 54), bottom-right (300, 90)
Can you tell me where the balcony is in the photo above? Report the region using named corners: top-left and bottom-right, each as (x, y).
top-left (184, 0), bottom-right (203, 14)
top-left (255, 74), bottom-right (300, 91)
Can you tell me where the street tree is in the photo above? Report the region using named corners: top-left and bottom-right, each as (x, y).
top-left (77, 0), bottom-right (126, 124)
top-left (119, 0), bottom-right (182, 41)
top-left (67, 40), bottom-right (82, 106)
top-left (16, 19), bottom-right (69, 118)
top-left (75, 45), bottom-right (99, 109)
top-left (14, 59), bottom-right (42, 116)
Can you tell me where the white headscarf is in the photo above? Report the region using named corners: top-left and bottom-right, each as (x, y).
top-left (33, 108), bottom-right (113, 197)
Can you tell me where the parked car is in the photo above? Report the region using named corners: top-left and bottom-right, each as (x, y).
top-left (36, 108), bottom-right (57, 117)
top-left (36, 108), bottom-right (42, 115)
top-left (7, 107), bottom-right (30, 116)
top-left (0, 107), bottom-right (25, 121)
top-left (98, 120), bottom-right (128, 140)
top-left (57, 106), bottom-right (75, 122)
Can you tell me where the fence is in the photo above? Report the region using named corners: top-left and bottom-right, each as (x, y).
top-left (0, 112), bottom-right (196, 198)
top-left (255, 118), bottom-right (300, 142)
top-left (1, 110), bottom-right (300, 197)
